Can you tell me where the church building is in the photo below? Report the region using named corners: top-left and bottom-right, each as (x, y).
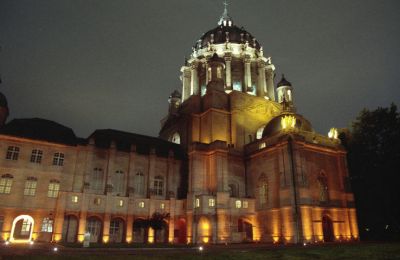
top-left (0, 7), bottom-right (358, 245)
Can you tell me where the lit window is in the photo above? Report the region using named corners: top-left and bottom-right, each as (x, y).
top-left (235, 200), bottom-right (242, 209)
top-left (71, 195), bottom-right (79, 203)
top-left (233, 81), bottom-right (242, 92)
top-left (259, 142), bottom-right (266, 149)
top-left (256, 125), bottom-right (266, 140)
top-left (195, 198), bottom-right (200, 208)
top-left (24, 177), bottom-right (37, 196)
top-left (217, 67), bottom-right (222, 79)
top-left (118, 199), bottom-right (124, 207)
top-left (153, 176), bottom-right (164, 196)
top-left (47, 180), bottom-right (60, 198)
top-left (208, 198), bottom-right (215, 207)
top-left (0, 174), bottom-right (13, 194)
top-left (94, 198), bottom-right (101, 205)
top-left (207, 67), bottom-right (212, 82)
top-left (243, 201), bottom-right (248, 209)
top-left (134, 171), bottom-right (144, 195)
top-left (201, 85), bottom-right (207, 96)
top-left (160, 203), bottom-right (165, 209)
top-left (6, 146), bottom-right (19, 160)
top-left (21, 218), bottom-right (32, 235)
top-left (138, 201), bottom-right (145, 208)
top-left (41, 218), bottom-right (53, 232)
top-left (53, 152), bottom-right (64, 166)
top-left (30, 149), bottom-right (43, 164)
top-left (170, 132), bottom-right (181, 144)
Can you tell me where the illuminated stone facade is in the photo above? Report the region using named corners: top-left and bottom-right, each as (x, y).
top-left (0, 8), bottom-right (358, 245)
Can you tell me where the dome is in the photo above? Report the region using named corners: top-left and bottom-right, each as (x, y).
top-left (193, 5), bottom-right (261, 50)
top-left (262, 113), bottom-right (313, 138)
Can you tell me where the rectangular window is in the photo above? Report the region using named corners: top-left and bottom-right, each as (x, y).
top-left (160, 203), bottom-right (165, 209)
top-left (243, 201), bottom-right (248, 209)
top-left (94, 198), bottom-right (101, 205)
top-left (47, 181), bottom-right (60, 198)
top-left (92, 168), bottom-right (104, 191)
top-left (153, 176), bottom-right (164, 196)
top-left (138, 201), bottom-right (145, 208)
top-left (6, 146), bottom-right (19, 160)
top-left (21, 219), bottom-right (31, 235)
top-left (0, 176), bottom-right (13, 194)
top-left (118, 199), bottom-right (124, 207)
top-left (24, 179), bottom-right (37, 196)
top-left (41, 218), bottom-right (53, 232)
top-left (235, 200), bottom-right (242, 209)
top-left (52, 152), bottom-right (64, 166)
top-left (30, 149), bottom-right (43, 164)
top-left (195, 198), bottom-right (200, 208)
top-left (71, 195), bottom-right (78, 203)
top-left (208, 198), bottom-right (215, 207)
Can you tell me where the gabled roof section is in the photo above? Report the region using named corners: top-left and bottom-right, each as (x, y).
top-left (88, 129), bottom-right (184, 159)
top-left (0, 118), bottom-right (78, 146)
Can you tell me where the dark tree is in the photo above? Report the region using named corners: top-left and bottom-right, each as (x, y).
top-left (340, 104), bottom-right (400, 240)
top-left (147, 212), bottom-right (170, 243)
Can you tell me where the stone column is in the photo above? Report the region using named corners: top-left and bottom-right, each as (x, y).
top-left (126, 215), bottom-right (133, 243)
top-left (52, 192), bottom-right (66, 242)
top-left (244, 56), bottom-right (252, 92)
top-left (266, 68), bottom-right (275, 101)
top-left (102, 213), bottom-right (111, 243)
top-left (257, 61), bottom-right (267, 98)
top-left (190, 63), bottom-right (199, 95)
top-left (225, 54), bottom-right (232, 92)
top-left (181, 66), bottom-right (191, 101)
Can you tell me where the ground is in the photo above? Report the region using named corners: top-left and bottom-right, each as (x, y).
top-left (0, 242), bottom-right (399, 259)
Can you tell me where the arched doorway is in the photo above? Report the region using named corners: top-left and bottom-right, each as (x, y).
top-left (10, 215), bottom-right (34, 242)
top-left (238, 218), bottom-right (253, 241)
top-left (86, 216), bottom-right (102, 243)
top-left (197, 217), bottom-right (211, 244)
top-left (322, 215), bottom-right (334, 242)
top-left (62, 215), bottom-right (78, 243)
top-left (133, 218), bottom-right (147, 243)
top-left (109, 218), bottom-right (125, 243)
top-left (175, 218), bottom-right (187, 244)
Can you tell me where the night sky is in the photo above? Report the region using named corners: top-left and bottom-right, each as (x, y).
top-left (0, 0), bottom-right (399, 138)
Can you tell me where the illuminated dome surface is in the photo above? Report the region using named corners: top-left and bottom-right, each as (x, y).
top-left (262, 113), bottom-right (313, 138)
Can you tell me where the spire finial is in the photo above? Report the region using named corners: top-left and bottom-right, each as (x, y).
top-left (218, 1), bottom-right (233, 26)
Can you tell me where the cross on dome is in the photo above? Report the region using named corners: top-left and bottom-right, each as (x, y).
top-left (218, 1), bottom-right (233, 26)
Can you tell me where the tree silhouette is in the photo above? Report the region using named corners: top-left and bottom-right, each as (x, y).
top-left (147, 212), bottom-right (170, 243)
top-left (341, 103), bottom-right (400, 241)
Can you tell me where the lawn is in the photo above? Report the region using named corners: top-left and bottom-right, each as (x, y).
top-left (2, 242), bottom-right (400, 260)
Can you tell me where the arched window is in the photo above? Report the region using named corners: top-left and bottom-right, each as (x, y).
top-left (318, 172), bottom-right (328, 202)
top-left (258, 174), bottom-right (268, 207)
top-left (153, 176), bottom-right (164, 196)
top-left (0, 174), bottom-right (13, 194)
top-left (48, 179), bottom-right (60, 198)
top-left (170, 132), bottom-right (181, 144)
top-left (256, 125), bottom-right (266, 139)
top-left (112, 170), bottom-right (125, 194)
top-left (24, 177), bottom-right (37, 196)
top-left (134, 172), bottom-right (144, 195)
top-left (92, 168), bottom-right (104, 192)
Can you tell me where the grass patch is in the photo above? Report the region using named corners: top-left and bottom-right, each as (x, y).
top-left (2, 242), bottom-right (400, 260)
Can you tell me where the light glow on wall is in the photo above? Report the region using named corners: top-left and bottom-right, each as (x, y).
top-left (9, 215), bottom-right (34, 243)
